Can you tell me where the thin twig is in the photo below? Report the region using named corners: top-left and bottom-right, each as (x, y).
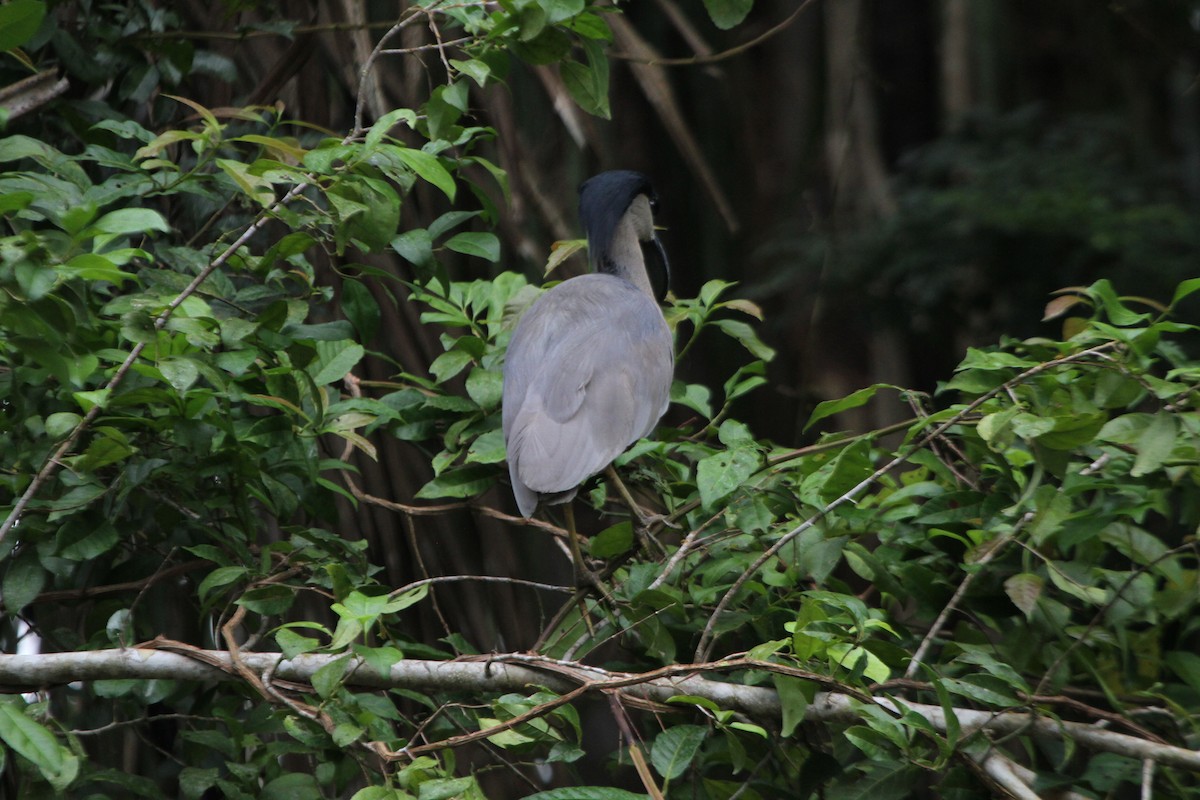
top-left (612, 0), bottom-right (819, 67)
top-left (904, 531), bottom-right (1018, 679)
top-left (695, 342), bottom-right (1121, 661)
top-left (0, 181), bottom-right (312, 547)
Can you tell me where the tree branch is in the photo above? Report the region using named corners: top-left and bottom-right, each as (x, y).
top-left (3, 650), bottom-right (1199, 772)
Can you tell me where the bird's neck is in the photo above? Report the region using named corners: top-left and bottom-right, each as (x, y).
top-left (599, 214), bottom-right (655, 298)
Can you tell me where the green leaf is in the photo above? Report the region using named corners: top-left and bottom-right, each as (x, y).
top-left (179, 767), bottom-right (219, 800)
top-left (1170, 277), bottom-right (1200, 307)
top-left (262, 772), bottom-right (322, 800)
top-left (806, 384), bottom-right (895, 432)
top-left (350, 788), bottom-right (413, 800)
top-left (671, 380), bottom-right (713, 418)
top-left (312, 656), bottom-right (350, 698)
top-left (391, 227), bottom-right (434, 268)
top-left (0, 700), bottom-right (79, 791)
top-left (60, 253), bottom-right (136, 285)
top-left (1166, 651), bottom-right (1200, 693)
top-left (803, 438), bottom-right (873, 503)
top-left (429, 348), bottom-right (473, 383)
top-left (276, 628), bottom-right (322, 659)
top-left (711, 318), bottom-right (776, 361)
top-left (1131, 410), bottom-right (1176, 477)
top-left (0, 0), bottom-right (46, 51)
top-left (159, 356), bottom-right (200, 393)
top-left (364, 107), bottom-right (418, 151)
top-left (465, 366), bottom-right (503, 408)
top-left (2, 549), bottom-right (46, 613)
top-left (216, 158), bottom-right (275, 207)
top-left (650, 724), bottom-right (707, 780)
top-left (702, 0), bottom-right (753, 30)
top-left (1003, 572), bottom-right (1043, 619)
top-left (560, 39), bottom-right (610, 119)
top-left (696, 446), bottom-right (759, 510)
top-left (590, 521), bottom-right (633, 558)
top-left (236, 584), bottom-right (295, 615)
top-left (58, 520), bottom-right (119, 560)
top-left (418, 776), bottom-right (476, 800)
top-left (393, 148), bottom-right (456, 201)
top-left (341, 279), bottom-right (381, 343)
top-left (90, 207), bottom-right (171, 235)
top-left (197, 566), bottom-right (247, 602)
top-left (940, 676), bottom-right (1022, 708)
top-left (309, 340), bottom-right (365, 386)
top-left (444, 231), bottom-right (501, 262)
top-left (773, 675), bottom-right (813, 738)
top-left (416, 465), bottom-right (495, 499)
top-left (466, 428), bottom-right (506, 464)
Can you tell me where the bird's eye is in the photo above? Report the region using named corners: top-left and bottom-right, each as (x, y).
top-left (649, 197), bottom-right (659, 214)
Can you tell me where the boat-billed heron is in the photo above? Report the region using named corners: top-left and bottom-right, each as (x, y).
top-left (502, 170), bottom-right (673, 583)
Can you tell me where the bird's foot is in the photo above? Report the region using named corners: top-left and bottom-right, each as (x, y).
top-left (633, 509), bottom-right (680, 531)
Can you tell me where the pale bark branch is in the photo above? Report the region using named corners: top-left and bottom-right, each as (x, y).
top-left (3, 650), bottom-right (1199, 772)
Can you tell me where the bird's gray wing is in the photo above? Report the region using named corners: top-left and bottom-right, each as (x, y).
top-left (503, 275), bottom-right (673, 510)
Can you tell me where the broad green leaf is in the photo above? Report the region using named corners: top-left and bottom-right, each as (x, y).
top-left (806, 384), bottom-right (894, 431)
top-left (197, 566), bottom-right (247, 602)
top-left (466, 428), bottom-right (506, 464)
top-left (429, 348), bottom-right (473, 383)
top-left (262, 772), bottom-right (321, 800)
top-left (312, 656), bottom-right (350, 698)
top-left (1170, 277), bottom-right (1200, 307)
top-left (956, 347), bottom-right (1035, 371)
top-left (418, 776), bottom-right (476, 800)
top-left (702, 0), bottom-right (753, 30)
top-left (216, 158), bottom-right (275, 206)
top-left (712, 318), bottom-right (776, 361)
top-left (940, 676), bottom-right (1022, 708)
top-left (60, 253), bottom-right (135, 285)
top-left (0, 0), bottom-right (45, 51)
top-left (561, 39), bottom-right (610, 119)
top-left (773, 675), bottom-right (813, 737)
top-left (415, 465), bottom-right (495, 499)
top-left (444, 231), bottom-right (500, 262)
top-left (671, 380), bottom-right (713, 418)
top-left (236, 584), bottom-right (295, 615)
top-left (310, 340), bottom-right (365, 386)
top-left (650, 724), bottom-right (707, 780)
top-left (364, 107), bottom-right (418, 151)
top-left (590, 522), bottom-right (633, 558)
top-left (2, 549), bottom-right (45, 612)
top-left (159, 356), bottom-right (200, 393)
top-left (341, 279), bottom-right (381, 343)
top-left (1003, 572), bottom-right (1043, 619)
top-left (465, 366), bottom-right (502, 408)
top-left (696, 446), bottom-right (759, 510)
top-left (349, 788), bottom-right (413, 800)
top-left (0, 700), bottom-right (79, 791)
top-left (57, 519), bottom-right (119, 560)
top-left (1131, 410), bottom-right (1176, 477)
top-left (91, 207), bottom-right (170, 235)
top-left (393, 148), bottom-right (456, 201)
top-left (1166, 651), bottom-right (1200, 693)
top-left (276, 628), bottom-right (322, 659)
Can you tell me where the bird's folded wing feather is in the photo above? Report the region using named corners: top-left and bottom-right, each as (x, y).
top-left (503, 275), bottom-right (672, 497)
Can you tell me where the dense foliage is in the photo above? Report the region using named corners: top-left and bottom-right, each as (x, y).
top-left (2, 2), bottom-right (1200, 799)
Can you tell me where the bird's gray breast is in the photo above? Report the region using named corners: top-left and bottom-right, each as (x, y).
top-left (502, 274), bottom-right (673, 505)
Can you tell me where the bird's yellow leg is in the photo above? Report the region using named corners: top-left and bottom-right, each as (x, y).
top-left (604, 466), bottom-right (672, 555)
top-left (564, 504), bottom-right (602, 589)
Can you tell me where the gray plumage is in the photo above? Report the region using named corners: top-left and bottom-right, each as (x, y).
top-left (502, 171), bottom-right (674, 518)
